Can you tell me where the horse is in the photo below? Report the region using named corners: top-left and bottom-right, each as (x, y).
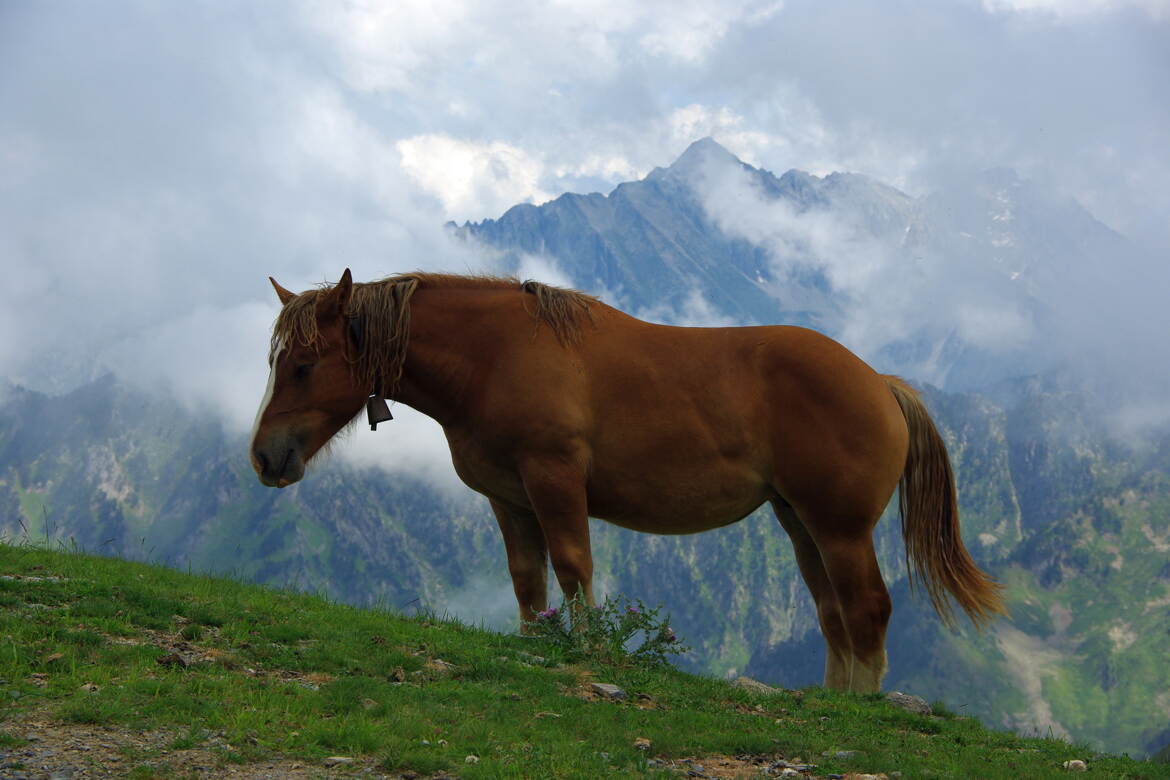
top-left (250, 269), bottom-right (1004, 693)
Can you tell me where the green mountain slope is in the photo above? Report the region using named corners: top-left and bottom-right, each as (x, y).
top-left (3, 544), bottom-right (1165, 779)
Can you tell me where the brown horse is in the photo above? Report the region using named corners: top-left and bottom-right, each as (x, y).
top-left (250, 269), bottom-right (1004, 692)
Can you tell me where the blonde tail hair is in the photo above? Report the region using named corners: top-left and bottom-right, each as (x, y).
top-left (884, 376), bottom-right (1007, 627)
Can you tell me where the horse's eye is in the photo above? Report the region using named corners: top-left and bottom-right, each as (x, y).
top-left (294, 363), bottom-right (314, 380)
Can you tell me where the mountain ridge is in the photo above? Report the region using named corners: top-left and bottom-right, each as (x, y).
top-left (460, 138), bottom-right (1141, 392)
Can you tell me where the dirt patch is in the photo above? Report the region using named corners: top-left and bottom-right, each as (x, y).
top-left (97, 625), bottom-right (338, 690)
top-left (1, 712), bottom-right (398, 779)
top-left (651, 753), bottom-right (823, 778)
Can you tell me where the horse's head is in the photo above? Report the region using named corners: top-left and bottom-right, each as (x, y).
top-left (250, 268), bottom-right (370, 487)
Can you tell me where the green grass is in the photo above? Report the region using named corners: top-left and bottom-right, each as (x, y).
top-left (1, 543), bottom-right (1166, 779)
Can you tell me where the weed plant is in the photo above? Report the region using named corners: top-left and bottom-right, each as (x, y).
top-left (524, 593), bottom-right (690, 668)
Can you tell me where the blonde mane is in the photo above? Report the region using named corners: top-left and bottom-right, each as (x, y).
top-left (270, 272), bottom-right (597, 396)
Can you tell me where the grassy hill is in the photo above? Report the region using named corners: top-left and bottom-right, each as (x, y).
top-left (1, 544), bottom-right (1165, 779)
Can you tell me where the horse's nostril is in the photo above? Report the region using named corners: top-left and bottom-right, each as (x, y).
top-left (254, 450), bottom-right (269, 473)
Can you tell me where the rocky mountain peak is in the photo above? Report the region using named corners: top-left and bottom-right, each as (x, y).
top-left (647, 136), bottom-right (745, 184)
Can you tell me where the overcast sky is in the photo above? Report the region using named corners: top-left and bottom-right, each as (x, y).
top-left (2, 0), bottom-right (1168, 475)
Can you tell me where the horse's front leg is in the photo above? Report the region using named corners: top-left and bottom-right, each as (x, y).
top-left (489, 499), bottom-right (549, 633)
top-left (517, 456), bottom-right (595, 622)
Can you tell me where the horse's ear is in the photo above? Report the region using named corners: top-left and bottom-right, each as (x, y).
top-left (321, 268), bottom-right (354, 316)
top-left (269, 277), bottom-right (296, 306)
top-left (337, 268), bottom-right (353, 309)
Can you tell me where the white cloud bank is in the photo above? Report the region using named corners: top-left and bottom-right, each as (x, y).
top-left (1, 0), bottom-right (1168, 479)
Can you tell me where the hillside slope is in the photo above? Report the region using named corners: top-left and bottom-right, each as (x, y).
top-left (2, 544), bottom-right (1165, 779)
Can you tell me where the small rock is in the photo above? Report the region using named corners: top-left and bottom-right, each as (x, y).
top-left (361, 698), bottom-right (378, 710)
top-left (590, 682), bottom-right (627, 700)
top-left (732, 676), bottom-right (779, 695)
top-left (534, 711), bottom-right (562, 719)
top-left (780, 769), bottom-right (801, 777)
top-left (78, 682), bottom-right (99, 693)
top-left (464, 755), bottom-right (479, 764)
top-left (633, 737), bottom-right (651, 750)
top-left (886, 691), bottom-right (932, 715)
top-left (156, 652), bottom-right (189, 669)
top-left (390, 666), bottom-right (406, 683)
top-left (1063, 759), bottom-right (1088, 772)
top-left (323, 756), bottom-right (354, 767)
top-left (834, 750), bottom-right (862, 760)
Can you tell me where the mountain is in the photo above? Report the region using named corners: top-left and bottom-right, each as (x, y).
top-left (3, 140), bottom-right (1170, 757)
top-left (459, 138), bottom-right (1140, 391)
top-left (456, 138), bottom-right (785, 327)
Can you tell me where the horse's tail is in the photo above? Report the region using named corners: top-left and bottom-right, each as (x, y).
top-left (883, 376), bottom-right (1006, 628)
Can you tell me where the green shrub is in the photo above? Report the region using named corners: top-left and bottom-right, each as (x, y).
top-left (524, 593), bottom-right (689, 667)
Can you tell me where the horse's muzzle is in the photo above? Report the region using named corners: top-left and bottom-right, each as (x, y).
top-left (252, 442), bottom-right (305, 488)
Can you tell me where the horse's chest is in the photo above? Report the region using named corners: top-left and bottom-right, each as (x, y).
top-left (443, 434), bottom-right (527, 505)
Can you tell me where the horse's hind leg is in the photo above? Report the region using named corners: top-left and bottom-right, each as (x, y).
top-left (490, 499), bottom-right (549, 631)
top-left (770, 499), bottom-right (852, 690)
top-left (804, 514), bottom-right (892, 693)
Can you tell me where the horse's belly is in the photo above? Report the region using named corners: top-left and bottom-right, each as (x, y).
top-left (586, 465), bottom-right (769, 535)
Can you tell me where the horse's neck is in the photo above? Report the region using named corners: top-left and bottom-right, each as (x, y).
top-left (392, 290), bottom-right (509, 425)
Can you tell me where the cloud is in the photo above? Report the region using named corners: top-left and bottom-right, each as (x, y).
top-left (687, 145), bottom-right (1170, 407)
top-left (322, 406), bottom-right (469, 494)
top-left (2, 0), bottom-right (1168, 481)
top-left (398, 135), bottom-right (553, 221)
top-left (514, 254), bottom-right (577, 289)
top-left (304, 0), bottom-right (787, 92)
top-left (637, 287), bottom-right (743, 328)
top-left (982, 0), bottom-right (1170, 20)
